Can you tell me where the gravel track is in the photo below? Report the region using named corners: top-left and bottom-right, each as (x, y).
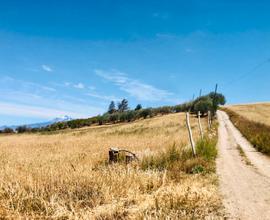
top-left (217, 110), bottom-right (270, 219)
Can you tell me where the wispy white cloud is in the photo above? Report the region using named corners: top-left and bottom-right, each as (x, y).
top-left (25, 82), bottom-right (56, 92)
top-left (0, 77), bottom-right (104, 123)
top-left (0, 101), bottom-right (95, 119)
top-left (73, 82), bottom-right (85, 89)
top-left (0, 76), bottom-right (56, 93)
top-left (41, 64), bottom-right (53, 72)
top-left (86, 91), bottom-right (120, 102)
top-left (95, 69), bottom-right (173, 102)
top-left (62, 82), bottom-right (87, 89)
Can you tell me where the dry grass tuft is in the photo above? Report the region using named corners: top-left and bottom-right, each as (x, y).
top-left (0, 113), bottom-right (223, 219)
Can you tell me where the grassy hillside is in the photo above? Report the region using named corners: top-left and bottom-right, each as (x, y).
top-left (223, 103), bottom-right (270, 155)
top-left (0, 113), bottom-right (223, 219)
top-left (226, 102), bottom-right (270, 126)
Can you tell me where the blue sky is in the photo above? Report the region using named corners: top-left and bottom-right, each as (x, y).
top-left (1, 0), bottom-right (270, 125)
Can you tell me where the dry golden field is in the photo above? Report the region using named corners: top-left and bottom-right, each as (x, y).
top-left (0, 113), bottom-right (223, 219)
top-left (225, 102), bottom-right (270, 126)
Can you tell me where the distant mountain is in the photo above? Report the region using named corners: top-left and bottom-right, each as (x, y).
top-left (0, 115), bottom-right (73, 131)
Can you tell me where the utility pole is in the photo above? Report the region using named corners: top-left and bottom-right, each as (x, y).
top-left (212, 83), bottom-right (218, 115)
top-left (199, 89), bottom-right (202, 97)
top-left (214, 84), bottom-right (218, 95)
top-left (189, 94), bottom-right (195, 113)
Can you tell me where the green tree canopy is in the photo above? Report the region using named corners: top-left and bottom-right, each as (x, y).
top-left (194, 97), bottom-right (213, 116)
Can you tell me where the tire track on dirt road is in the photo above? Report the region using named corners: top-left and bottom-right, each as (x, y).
top-left (217, 110), bottom-right (270, 219)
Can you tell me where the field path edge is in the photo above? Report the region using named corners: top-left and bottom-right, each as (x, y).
top-left (216, 110), bottom-right (270, 219)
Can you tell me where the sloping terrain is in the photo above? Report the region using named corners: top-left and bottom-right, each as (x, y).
top-left (226, 102), bottom-right (270, 126)
top-left (0, 113), bottom-right (223, 219)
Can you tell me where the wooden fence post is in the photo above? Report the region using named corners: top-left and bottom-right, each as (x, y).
top-left (198, 111), bottom-right (204, 139)
top-left (186, 112), bottom-right (196, 156)
top-left (208, 110), bottom-right (211, 130)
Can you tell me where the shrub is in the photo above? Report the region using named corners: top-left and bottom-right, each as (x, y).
top-left (109, 113), bottom-right (119, 123)
top-left (173, 103), bottom-right (192, 112)
top-left (196, 137), bottom-right (217, 161)
top-left (139, 108), bottom-right (153, 119)
top-left (96, 115), bottom-right (104, 125)
top-left (16, 126), bottom-right (30, 133)
top-left (194, 97), bottom-right (213, 116)
top-left (2, 128), bottom-right (14, 133)
top-left (126, 111), bottom-right (135, 122)
top-left (153, 106), bottom-right (173, 115)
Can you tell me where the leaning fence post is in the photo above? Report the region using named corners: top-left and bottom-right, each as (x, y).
top-left (198, 111), bottom-right (203, 139)
top-left (186, 112), bottom-right (196, 156)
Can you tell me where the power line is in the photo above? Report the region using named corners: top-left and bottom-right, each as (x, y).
top-left (221, 58), bottom-right (270, 90)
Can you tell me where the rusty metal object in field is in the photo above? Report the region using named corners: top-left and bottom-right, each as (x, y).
top-left (109, 147), bottom-right (139, 164)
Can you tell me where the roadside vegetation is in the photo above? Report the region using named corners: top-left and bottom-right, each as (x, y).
top-left (223, 108), bottom-right (270, 155)
top-left (0, 112), bottom-right (224, 219)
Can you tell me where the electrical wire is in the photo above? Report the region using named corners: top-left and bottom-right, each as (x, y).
top-left (221, 58), bottom-right (270, 91)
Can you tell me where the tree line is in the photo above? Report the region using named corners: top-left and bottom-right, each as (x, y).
top-left (0, 93), bottom-right (226, 134)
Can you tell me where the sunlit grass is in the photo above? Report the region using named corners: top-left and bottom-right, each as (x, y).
top-left (223, 108), bottom-right (270, 155)
top-left (0, 113), bottom-right (223, 219)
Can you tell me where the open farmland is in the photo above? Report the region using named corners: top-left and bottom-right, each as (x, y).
top-left (225, 102), bottom-right (270, 126)
top-left (0, 113), bottom-right (223, 219)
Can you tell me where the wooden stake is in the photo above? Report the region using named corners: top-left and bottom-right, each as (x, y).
top-left (186, 112), bottom-right (196, 156)
top-left (208, 110), bottom-right (211, 130)
top-left (198, 111), bottom-right (203, 139)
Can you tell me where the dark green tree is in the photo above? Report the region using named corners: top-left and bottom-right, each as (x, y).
top-left (3, 128), bottom-right (14, 133)
top-left (16, 126), bottom-right (29, 133)
top-left (118, 99), bottom-right (129, 112)
top-left (135, 104), bottom-right (142, 111)
top-left (208, 92), bottom-right (226, 105)
top-left (194, 97), bottom-right (213, 116)
top-left (108, 101), bottom-right (116, 114)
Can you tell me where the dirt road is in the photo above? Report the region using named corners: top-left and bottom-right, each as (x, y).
top-left (216, 110), bottom-right (270, 219)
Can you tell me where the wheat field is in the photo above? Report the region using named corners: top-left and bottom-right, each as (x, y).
top-left (225, 102), bottom-right (270, 126)
top-left (0, 113), bottom-right (223, 219)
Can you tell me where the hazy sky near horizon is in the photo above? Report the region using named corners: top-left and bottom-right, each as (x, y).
top-left (1, 0), bottom-right (270, 125)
